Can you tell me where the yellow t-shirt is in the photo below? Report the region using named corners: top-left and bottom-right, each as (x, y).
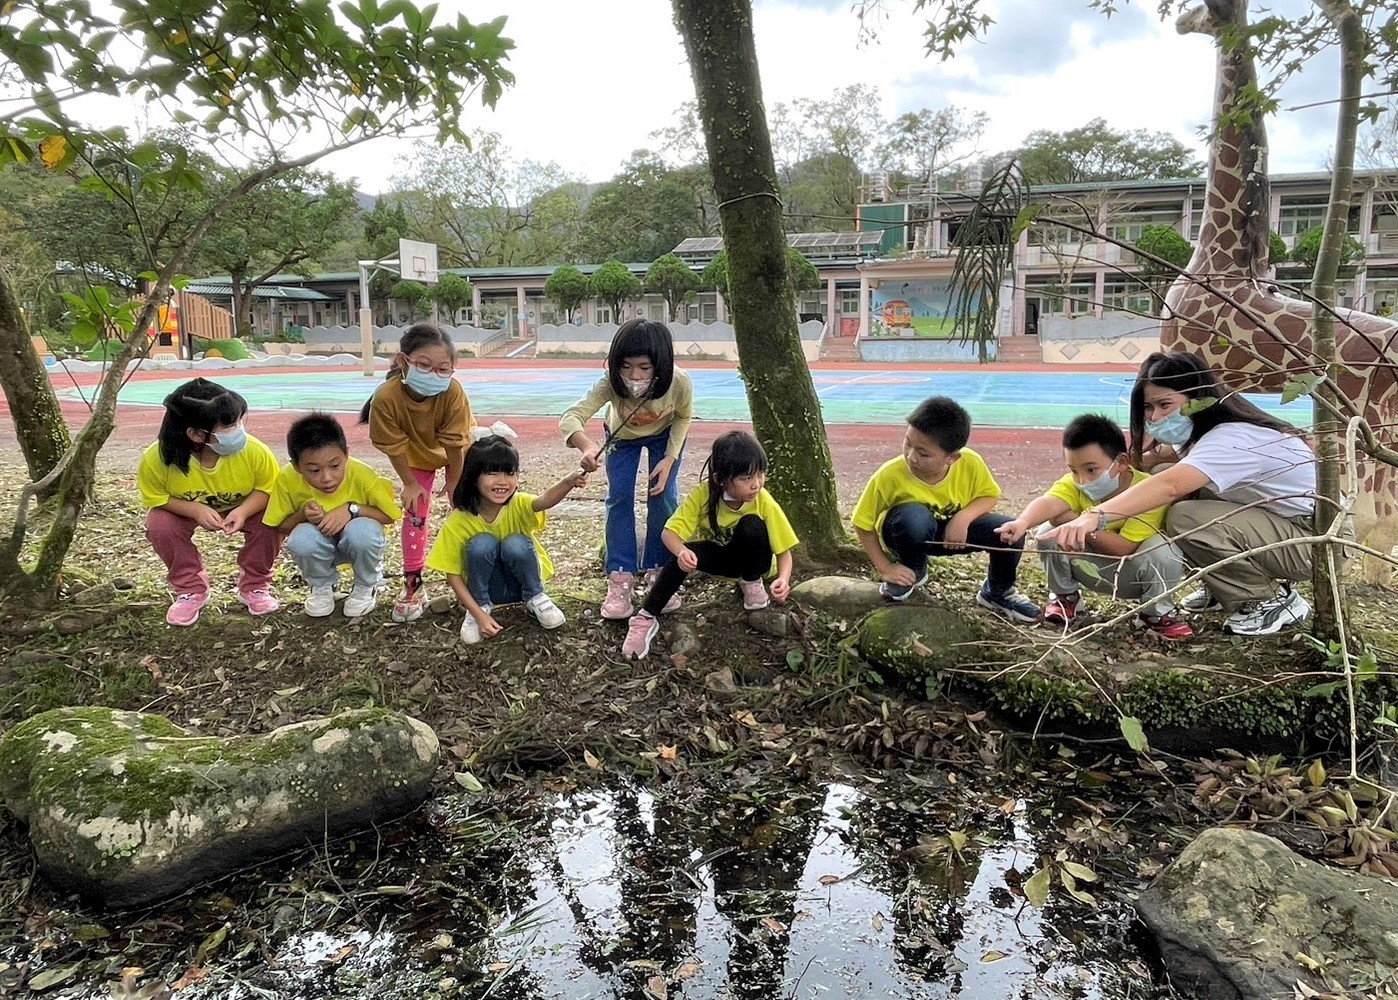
top-left (851, 449), bottom-right (1001, 540)
top-left (557, 370), bottom-right (694, 460)
top-left (665, 483), bottom-right (799, 578)
top-left (367, 376), bottom-right (475, 472)
top-left (425, 493), bottom-right (554, 582)
top-left (262, 458), bottom-right (403, 528)
top-left (137, 437), bottom-right (280, 513)
top-left (1044, 468), bottom-right (1166, 544)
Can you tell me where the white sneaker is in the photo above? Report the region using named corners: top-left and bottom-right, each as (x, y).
top-left (343, 585), bottom-right (378, 618)
top-left (526, 592), bottom-right (566, 629)
top-left (304, 586), bottom-right (336, 618)
top-left (459, 613), bottom-right (482, 644)
top-left (1225, 584), bottom-right (1311, 636)
top-left (1180, 587), bottom-right (1223, 613)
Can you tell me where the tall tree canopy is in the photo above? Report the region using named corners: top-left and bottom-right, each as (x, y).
top-left (1013, 118), bottom-right (1204, 186)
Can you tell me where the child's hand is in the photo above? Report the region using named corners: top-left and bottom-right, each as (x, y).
top-left (317, 505), bottom-right (351, 537)
top-left (942, 516), bottom-right (970, 550)
top-left (996, 519), bottom-right (1028, 544)
top-left (881, 562), bottom-right (918, 587)
top-left (647, 455), bottom-right (676, 496)
top-left (579, 448), bottom-right (602, 473)
top-left (192, 506), bottom-right (225, 532)
top-left (771, 576), bottom-right (791, 603)
top-left (302, 500), bottom-right (324, 524)
top-left (561, 469), bottom-right (588, 491)
top-left (400, 478), bottom-right (429, 514)
top-left (677, 547), bottom-right (699, 572)
top-left (474, 609), bottom-right (503, 637)
top-left (221, 508), bottom-right (247, 534)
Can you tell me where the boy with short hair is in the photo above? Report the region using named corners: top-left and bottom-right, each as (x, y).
top-left (997, 413), bottom-right (1191, 640)
top-left (852, 396), bottom-right (1040, 622)
top-left (263, 412), bottom-right (402, 618)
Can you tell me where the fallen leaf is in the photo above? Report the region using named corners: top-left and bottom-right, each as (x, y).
top-left (818, 874), bottom-right (843, 886)
top-left (454, 771), bottom-right (484, 792)
top-left (171, 966), bottom-right (209, 991)
top-left (27, 963), bottom-right (82, 991)
top-left (324, 944), bottom-right (356, 966)
top-left (676, 961), bottom-right (703, 980)
top-left (644, 974), bottom-right (668, 1000)
top-left (981, 949), bottom-right (1008, 963)
top-left (192, 924), bottom-right (227, 966)
top-left (760, 917), bottom-right (787, 934)
top-left (486, 962), bottom-right (511, 973)
top-left (658, 745), bottom-right (678, 761)
top-left (871, 912), bottom-right (885, 932)
top-left (583, 748), bottom-right (602, 770)
top-left (733, 710), bottom-right (760, 730)
top-left (669, 652), bottom-right (688, 669)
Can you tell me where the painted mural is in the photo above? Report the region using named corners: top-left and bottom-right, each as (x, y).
top-left (869, 279), bottom-right (965, 337)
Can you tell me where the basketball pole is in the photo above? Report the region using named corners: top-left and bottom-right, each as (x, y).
top-left (357, 256), bottom-right (398, 377)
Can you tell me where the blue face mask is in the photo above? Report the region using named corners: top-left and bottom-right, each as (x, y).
top-left (1078, 467), bottom-right (1123, 502)
top-left (207, 425), bottom-right (246, 456)
top-left (1145, 411), bottom-right (1194, 447)
top-left (404, 367), bottom-right (454, 398)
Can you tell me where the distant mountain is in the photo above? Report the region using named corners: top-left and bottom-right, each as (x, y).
top-left (353, 190), bottom-right (377, 213)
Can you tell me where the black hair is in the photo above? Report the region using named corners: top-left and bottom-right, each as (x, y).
top-left (359, 321), bottom-right (457, 423)
top-left (452, 434), bottom-right (520, 514)
top-left (1128, 350), bottom-right (1301, 465)
top-left (157, 378), bottom-right (248, 473)
top-left (702, 430), bottom-right (767, 537)
top-left (905, 396), bottom-right (971, 453)
top-left (287, 412), bottom-right (348, 463)
top-left (606, 318), bottom-right (675, 400)
top-left (1062, 413), bottom-right (1127, 459)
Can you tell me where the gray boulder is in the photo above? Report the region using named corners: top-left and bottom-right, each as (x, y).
top-left (790, 575), bottom-right (884, 618)
top-left (1136, 827), bottom-right (1398, 1000)
top-left (0, 706), bottom-right (439, 908)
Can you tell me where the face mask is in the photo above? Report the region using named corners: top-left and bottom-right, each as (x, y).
top-left (624, 378), bottom-right (652, 399)
top-left (207, 425), bottom-right (246, 456)
top-left (1078, 467), bottom-right (1122, 502)
top-left (1146, 411), bottom-right (1193, 447)
top-left (722, 491), bottom-right (741, 503)
top-left (405, 367), bottom-right (453, 398)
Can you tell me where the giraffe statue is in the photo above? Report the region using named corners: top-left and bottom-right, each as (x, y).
top-left (1162, 0), bottom-right (1398, 582)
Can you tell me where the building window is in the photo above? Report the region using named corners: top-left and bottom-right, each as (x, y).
top-left (1028, 279), bottom-right (1096, 316)
top-left (1103, 278), bottom-right (1155, 316)
top-left (840, 290), bottom-right (861, 316)
top-left (595, 305), bottom-right (612, 324)
top-left (1279, 198), bottom-right (1330, 238)
top-left (1104, 208), bottom-right (1185, 245)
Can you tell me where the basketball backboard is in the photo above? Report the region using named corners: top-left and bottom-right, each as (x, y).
top-left (398, 238), bottom-right (439, 285)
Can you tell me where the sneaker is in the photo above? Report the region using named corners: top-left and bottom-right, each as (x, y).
top-left (459, 613), bottom-right (482, 645)
top-left (526, 592), bottom-right (566, 629)
top-left (343, 585), bottom-right (378, 618)
top-left (739, 578), bottom-right (770, 611)
top-left (602, 571), bottom-right (635, 620)
top-left (166, 592), bottom-right (209, 627)
top-left (644, 568), bottom-right (682, 613)
top-left (1179, 587), bottom-right (1223, 613)
top-left (976, 584), bottom-right (1042, 624)
top-left (1225, 585), bottom-right (1311, 637)
top-left (622, 612), bottom-right (660, 659)
top-left (392, 573), bottom-right (425, 623)
top-left (879, 573), bottom-right (928, 602)
top-left (304, 586), bottom-right (336, 618)
top-left (237, 588), bottom-right (279, 616)
top-left (1138, 611), bottom-right (1194, 641)
top-left (1043, 591), bottom-right (1085, 626)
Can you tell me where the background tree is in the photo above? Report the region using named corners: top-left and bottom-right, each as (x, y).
top-left (545, 265), bottom-right (590, 323)
top-left (389, 279), bottom-right (432, 322)
top-left (1289, 224), bottom-right (1365, 270)
top-left (644, 253), bottom-right (701, 321)
top-left (363, 197), bottom-right (411, 262)
top-left (1013, 118), bottom-right (1203, 185)
top-left (876, 105), bottom-right (989, 197)
top-left (431, 273), bottom-right (474, 324)
top-left (672, 0), bottom-right (846, 559)
top-left (648, 102), bottom-right (720, 236)
top-left (1270, 230), bottom-right (1290, 265)
top-left (589, 260), bottom-right (642, 322)
top-left (702, 248), bottom-right (819, 300)
top-left (701, 250), bottom-right (730, 297)
top-left (0, 0), bottom-right (513, 602)
top-left (580, 151), bottom-right (701, 263)
top-left (1134, 224), bottom-right (1194, 313)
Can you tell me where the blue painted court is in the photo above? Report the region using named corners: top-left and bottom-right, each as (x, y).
top-left (71, 366), bottom-right (1311, 429)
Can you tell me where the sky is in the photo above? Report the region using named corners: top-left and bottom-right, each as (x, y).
top-left (315, 0), bottom-right (1344, 195)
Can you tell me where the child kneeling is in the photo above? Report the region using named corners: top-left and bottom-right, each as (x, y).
top-left (426, 435), bottom-right (586, 644)
top-left (997, 413), bottom-right (1191, 640)
top-left (263, 413), bottom-right (402, 617)
top-left (622, 431), bottom-right (797, 660)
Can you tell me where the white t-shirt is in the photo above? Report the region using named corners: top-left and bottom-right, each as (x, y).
top-left (1179, 422), bottom-right (1316, 519)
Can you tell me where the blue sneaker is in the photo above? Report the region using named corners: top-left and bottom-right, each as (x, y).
top-left (976, 584), bottom-right (1041, 623)
top-left (879, 573), bottom-right (928, 602)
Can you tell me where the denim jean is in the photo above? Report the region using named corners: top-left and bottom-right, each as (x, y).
top-left (285, 518), bottom-right (385, 589)
top-left (879, 502), bottom-right (1022, 593)
top-left (464, 533), bottom-right (544, 607)
top-left (604, 430), bottom-right (682, 574)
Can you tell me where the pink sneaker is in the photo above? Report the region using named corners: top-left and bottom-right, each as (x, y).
top-left (622, 612), bottom-right (660, 659)
top-left (238, 588), bottom-right (279, 616)
top-left (740, 578), bottom-right (769, 611)
top-left (166, 592), bottom-right (209, 626)
top-left (644, 569), bottom-right (682, 614)
top-left (602, 571), bottom-right (635, 620)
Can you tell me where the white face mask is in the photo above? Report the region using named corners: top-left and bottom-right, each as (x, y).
top-left (1078, 467), bottom-right (1122, 502)
top-left (624, 378), bottom-right (652, 399)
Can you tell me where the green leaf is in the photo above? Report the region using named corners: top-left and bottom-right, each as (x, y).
top-left (193, 922), bottom-right (229, 965)
top-left (1180, 396), bottom-right (1218, 416)
top-left (1303, 682), bottom-right (1341, 698)
top-left (1061, 860), bottom-right (1098, 882)
top-left (1118, 715), bottom-right (1147, 752)
top-left (1357, 649), bottom-right (1379, 683)
top-left (1023, 866), bottom-right (1050, 907)
top-left (1070, 558), bottom-right (1102, 582)
top-left (454, 770), bottom-right (483, 793)
top-left (27, 963), bottom-right (82, 991)
top-left (785, 649), bottom-right (805, 670)
top-left (1281, 373), bottom-right (1323, 406)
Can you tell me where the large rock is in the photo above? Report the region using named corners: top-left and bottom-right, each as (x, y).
top-left (856, 603), bottom-right (1010, 676)
top-left (0, 707), bottom-right (439, 908)
top-left (1136, 827), bottom-right (1398, 1000)
top-left (791, 575), bottom-right (885, 618)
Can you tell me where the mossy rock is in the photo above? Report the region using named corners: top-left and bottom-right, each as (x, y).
top-left (0, 706), bottom-right (439, 908)
top-left (856, 603), bottom-right (1012, 677)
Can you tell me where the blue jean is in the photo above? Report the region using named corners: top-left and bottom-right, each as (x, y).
top-left (285, 518), bottom-right (385, 589)
top-left (880, 502), bottom-right (1022, 593)
top-left (464, 533), bottom-right (544, 607)
top-left (604, 430), bottom-right (682, 574)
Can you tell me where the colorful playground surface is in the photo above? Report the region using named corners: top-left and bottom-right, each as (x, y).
top-left (62, 365), bottom-right (1311, 429)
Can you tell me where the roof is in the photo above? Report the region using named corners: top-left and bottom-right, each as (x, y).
top-left (186, 279), bottom-right (335, 302)
top-left (673, 232), bottom-right (883, 257)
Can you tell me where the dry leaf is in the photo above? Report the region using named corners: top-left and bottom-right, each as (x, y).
top-left (760, 917), bottom-right (787, 933)
top-left (669, 652), bottom-right (688, 669)
top-left (733, 710), bottom-right (760, 730)
top-left (644, 974), bottom-right (668, 1000)
top-left (324, 944), bottom-right (356, 966)
top-left (171, 966), bottom-right (209, 991)
top-left (675, 962), bottom-right (703, 981)
top-left (658, 745), bottom-right (678, 761)
top-left (486, 962), bottom-right (512, 973)
top-left (583, 748), bottom-right (602, 770)
top-left (818, 874), bottom-right (842, 886)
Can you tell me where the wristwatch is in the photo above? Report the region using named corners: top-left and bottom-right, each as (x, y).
top-left (347, 503), bottom-right (361, 518)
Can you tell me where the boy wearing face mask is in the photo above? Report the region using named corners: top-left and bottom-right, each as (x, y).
top-left (996, 413), bottom-right (1191, 640)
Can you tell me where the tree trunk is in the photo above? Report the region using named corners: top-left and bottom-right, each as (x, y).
top-left (1309, 0), bottom-right (1362, 638)
top-left (0, 269), bottom-right (71, 497)
top-left (671, 0), bottom-right (846, 558)
top-left (231, 271), bottom-right (254, 339)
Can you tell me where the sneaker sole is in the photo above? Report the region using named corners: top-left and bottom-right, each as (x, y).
top-left (625, 621), bottom-right (660, 659)
top-left (601, 606), bottom-right (634, 620)
top-left (976, 593), bottom-right (1041, 624)
top-left (304, 606), bottom-right (335, 618)
top-left (530, 610), bottom-right (566, 630)
top-left (391, 604), bottom-right (425, 623)
top-left (237, 596), bottom-right (279, 616)
top-left (1225, 605), bottom-right (1311, 636)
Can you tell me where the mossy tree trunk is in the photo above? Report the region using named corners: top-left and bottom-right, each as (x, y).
top-left (0, 270), bottom-right (71, 497)
top-left (671, 0), bottom-right (846, 558)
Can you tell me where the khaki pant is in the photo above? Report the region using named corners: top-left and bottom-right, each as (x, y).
top-left (1165, 499), bottom-right (1322, 610)
top-left (1036, 533), bottom-right (1184, 616)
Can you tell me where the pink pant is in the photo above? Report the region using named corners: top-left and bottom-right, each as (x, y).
top-left (401, 467), bottom-right (439, 576)
top-left (145, 507), bottom-right (282, 596)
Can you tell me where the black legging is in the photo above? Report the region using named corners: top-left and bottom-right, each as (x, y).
top-left (642, 514), bottom-right (772, 615)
